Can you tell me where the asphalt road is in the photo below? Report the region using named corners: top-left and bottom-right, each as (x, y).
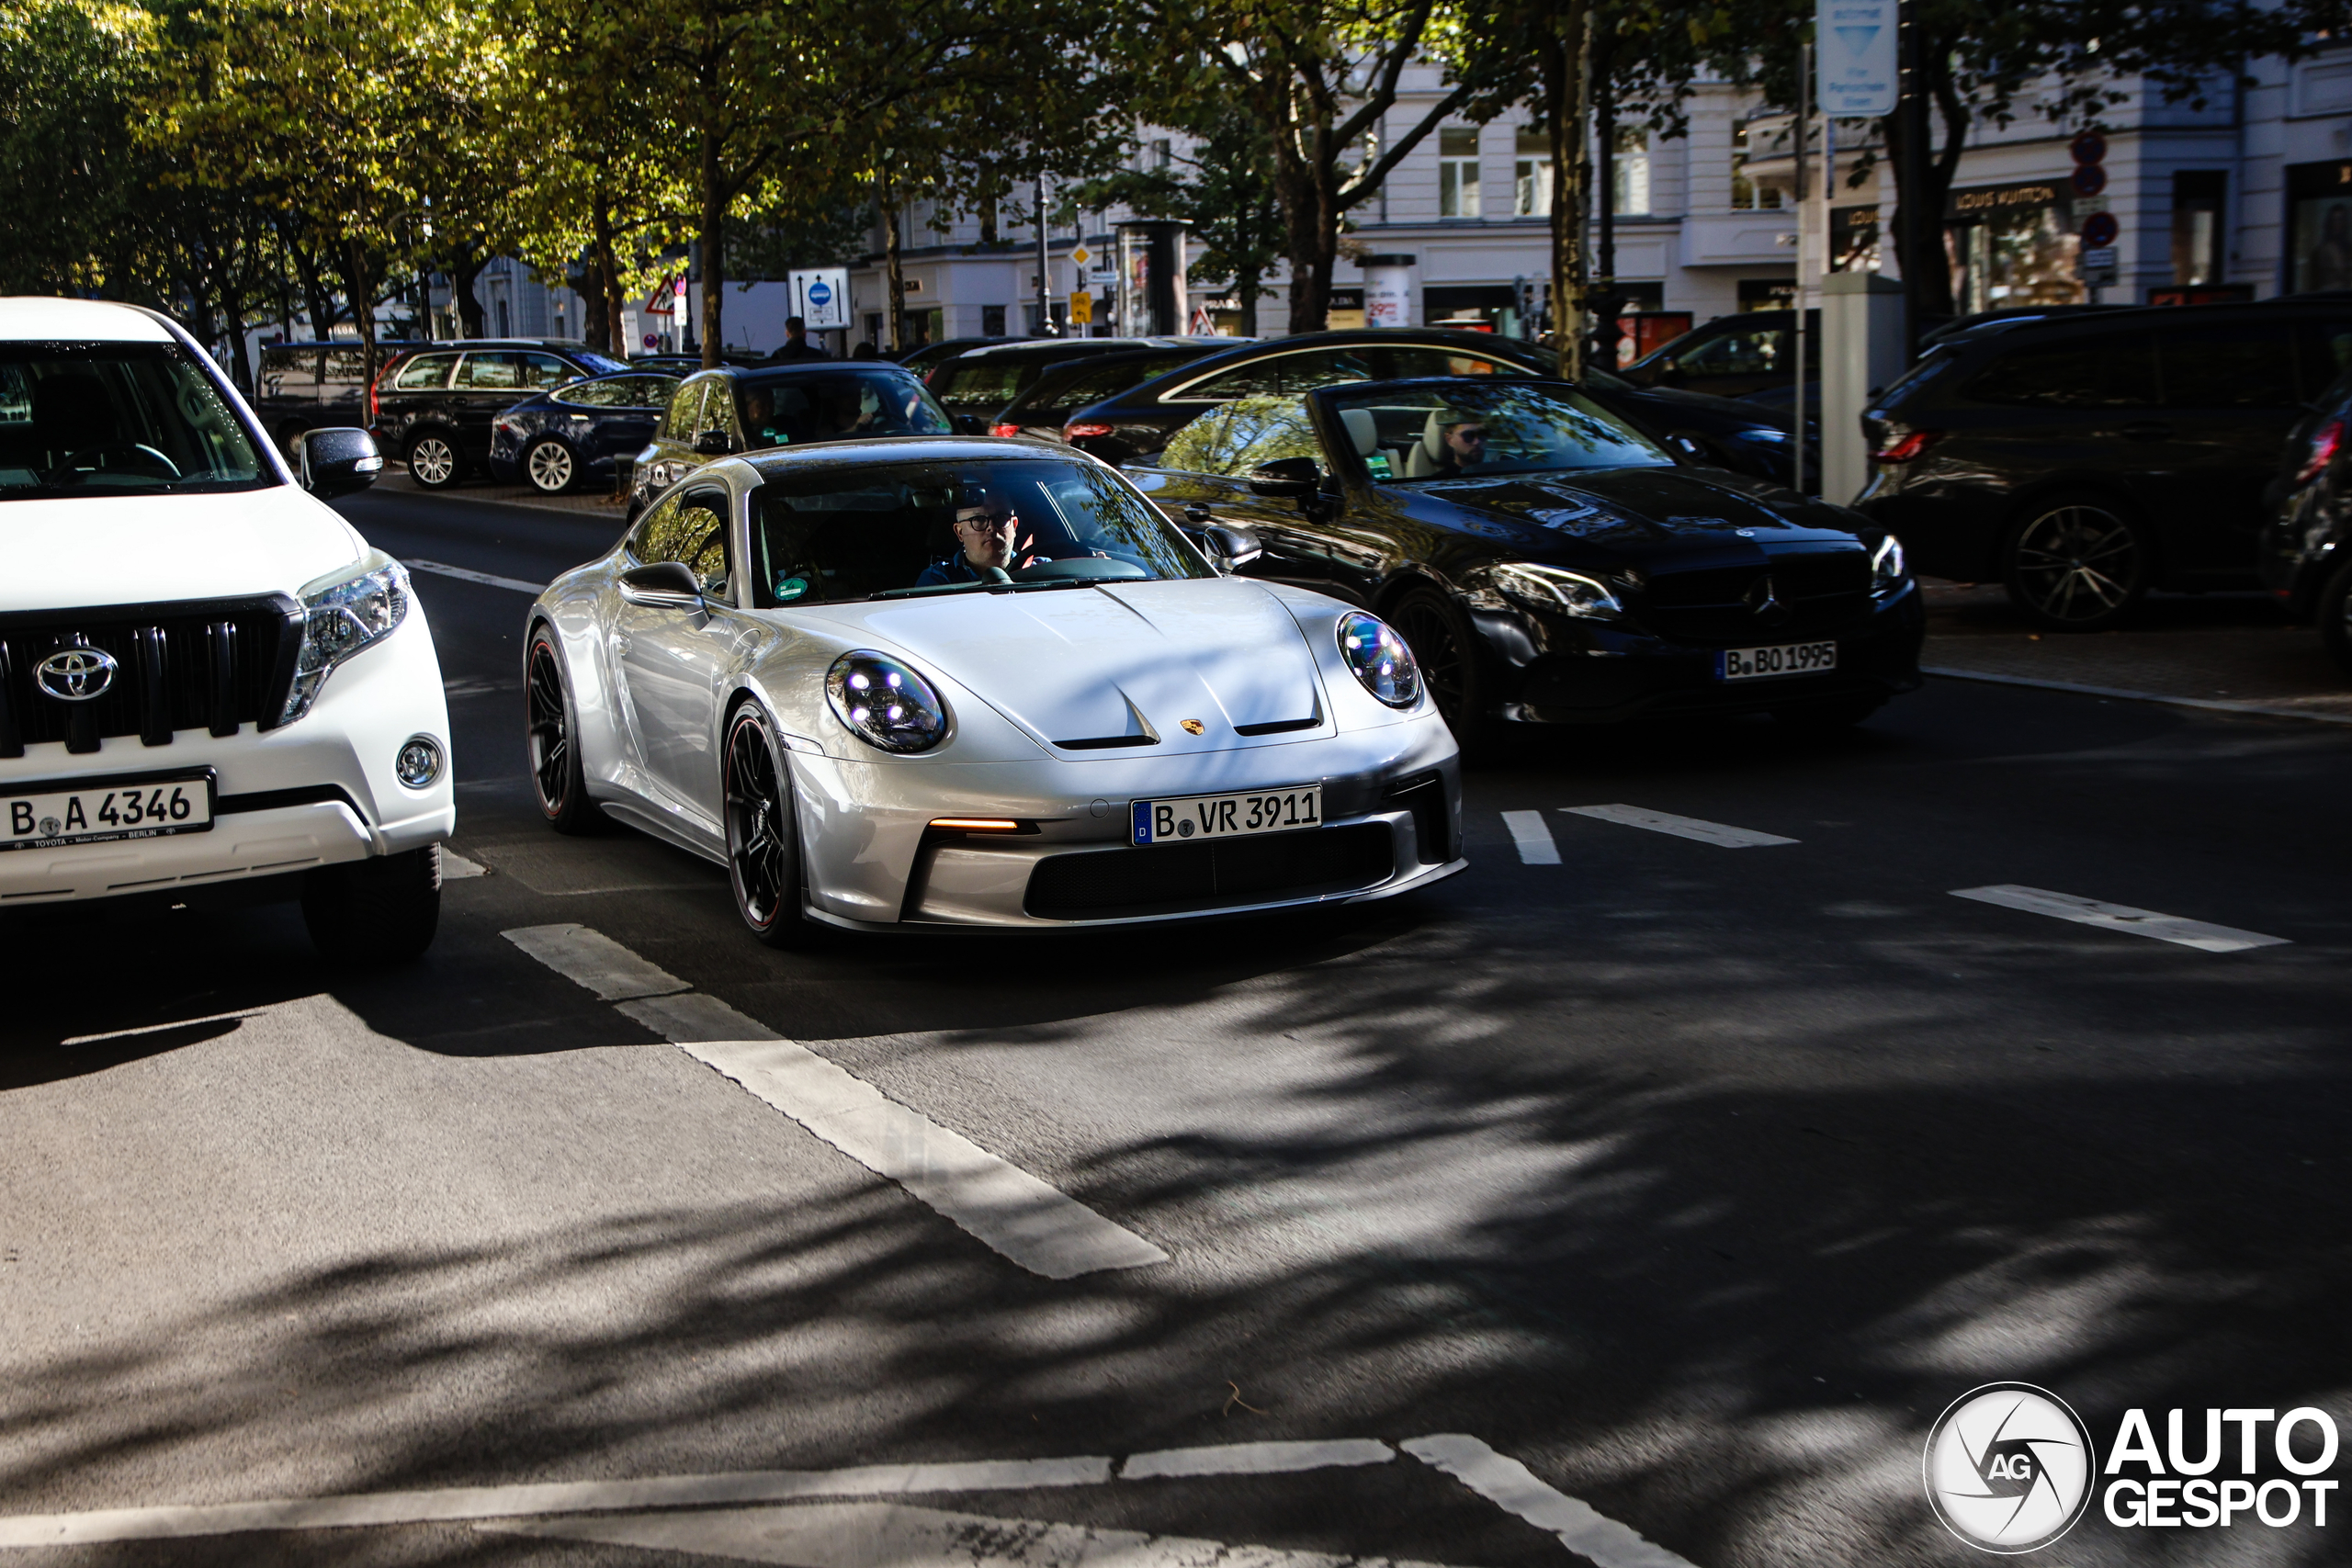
top-left (1, 481), bottom-right (2346, 1567)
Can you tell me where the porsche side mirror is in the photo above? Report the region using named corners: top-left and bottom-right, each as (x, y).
top-left (1181, 522), bottom-right (1263, 574)
top-left (297, 427), bottom-right (383, 498)
top-left (694, 428), bottom-right (735, 457)
top-left (1246, 457), bottom-right (1320, 498)
top-left (618, 560), bottom-right (705, 609)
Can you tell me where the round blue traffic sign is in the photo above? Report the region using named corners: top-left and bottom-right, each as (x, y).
top-left (2080, 211), bottom-right (2120, 248)
top-left (2071, 164), bottom-right (2109, 197)
top-left (2070, 131), bottom-right (2107, 165)
top-left (808, 280), bottom-right (832, 308)
top-left (643, 333), bottom-right (658, 348)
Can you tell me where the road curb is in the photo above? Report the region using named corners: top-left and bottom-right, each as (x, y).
top-left (1922, 664), bottom-right (2352, 728)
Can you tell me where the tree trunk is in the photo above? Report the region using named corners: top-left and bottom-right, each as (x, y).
top-left (1277, 157), bottom-right (1329, 333)
top-left (594, 196), bottom-right (626, 356)
top-left (1590, 25), bottom-right (1621, 368)
top-left (1238, 270), bottom-right (1261, 337)
top-left (882, 171), bottom-right (905, 354)
top-left (698, 120), bottom-right (726, 367)
top-left (1544, 0), bottom-right (1593, 379)
top-left (345, 238), bottom-right (379, 389)
top-left (450, 245), bottom-right (489, 338)
top-left (281, 223), bottom-right (337, 341)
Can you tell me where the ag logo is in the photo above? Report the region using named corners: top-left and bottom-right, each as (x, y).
top-left (1924, 1382), bottom-right (2096, 1552)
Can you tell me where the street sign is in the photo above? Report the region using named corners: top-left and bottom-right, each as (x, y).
top-left (1815, 0), bottom-right (1897, 117)
top-left (644, 333), bottom-right (658, 349)
top-left (2070, 164), bottom-right (2109, 197)
top-left (788, 267), bottom-right (850, 330)
top-left (2070, 131), bottom-right (2108, 165)
top-left (2079, 245), bottom-right (2119, 286)
top-left (1069, 290), bottom-right (1093, 325)
top-left (1070, 245), bottom-right (1090, 265)
top-left (2080, 210), bottom-right (2120, 249)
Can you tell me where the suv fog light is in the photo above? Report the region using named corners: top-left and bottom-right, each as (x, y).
top-left (396, 735), bottom-right (445, 789)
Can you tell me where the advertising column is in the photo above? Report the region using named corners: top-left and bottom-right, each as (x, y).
top-left (1362, 254), bottom-right (1417, 328)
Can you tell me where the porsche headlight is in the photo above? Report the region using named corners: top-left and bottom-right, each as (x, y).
top-left (826, 650), bottom-right (948, 752)
top-left (1871, 535), bottom-right (1908, 596)
top-left (1336, 611), bottom-right (1420, 708)
top-left (280, 551), bottom-right (410, 724)
top-left (1490, 562), bottom-right (1623, 621)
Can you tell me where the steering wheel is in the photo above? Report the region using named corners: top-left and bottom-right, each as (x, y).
top-left (54, 443), bottom-right (181, 480)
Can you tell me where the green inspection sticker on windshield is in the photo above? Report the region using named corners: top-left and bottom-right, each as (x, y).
top-left (774, 575), bottom-right (808, 602)
top-left (1363, 452), bottom-right (1394, 479)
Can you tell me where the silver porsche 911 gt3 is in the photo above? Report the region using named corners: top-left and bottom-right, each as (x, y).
top-left (523, 436), bottom-right (1464, 942)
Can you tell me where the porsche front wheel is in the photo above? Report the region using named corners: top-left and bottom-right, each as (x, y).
top-left (526, 626), bottom-right (601, 834)
top-left (723, 705), bottom-right (812, 948)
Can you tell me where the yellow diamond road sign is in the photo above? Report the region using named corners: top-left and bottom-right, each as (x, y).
top-left (1071, 245), bottom-right (1090, 265)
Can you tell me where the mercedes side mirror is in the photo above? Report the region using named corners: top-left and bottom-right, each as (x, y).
top-left (694, 428), bottom-right (735, 457)
top-left (617, 560), bottom-right (705, 609)
top-left (297, 427), bottom-right (384, 499)
top-left (1246, 457), bottom-right (1321, 499)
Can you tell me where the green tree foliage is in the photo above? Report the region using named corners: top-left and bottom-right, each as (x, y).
top-left (1076, 104), bottom-right (1284, 335)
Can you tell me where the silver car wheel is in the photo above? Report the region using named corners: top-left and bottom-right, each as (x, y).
top-left (526, 438), bottom-right (574, 493)
top-left (408, 434), bottom-right (458, 488)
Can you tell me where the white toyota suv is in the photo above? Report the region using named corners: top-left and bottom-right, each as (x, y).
top-left (0, 298), bottom-right (453, 959)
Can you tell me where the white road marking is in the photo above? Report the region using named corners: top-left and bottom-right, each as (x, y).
top-left (1402, 1435), bottom-right (1696, 1568)
top-left (1924, 664), bottom-right (2352, 728)
top-left (61, 1010), bottom-right (265, 1046)
top-left (1500, 810), bottom-right (1560, 864)
top-left (678, 1038), bottom-right (1169, 1280)
top-left (1121, 1439), bottom-right (1396, 1480)
top-left (405, 558), bottom-right (548, 594)
top-left (440, 850), bottom-right (489, 879)
top-left (0, 1458), bottom-right (1113, 1547)
top-left (503, 923), bottom-right (691, 1000)
top-left (501, 922), bottom-right (1164, 1279)
top-left (487, 1500), bottom-right (1460, 1567)
top-left (1950, 885), bottom-right (2290, 953)
top-left (1561, 804), bottom-right (1798, 849)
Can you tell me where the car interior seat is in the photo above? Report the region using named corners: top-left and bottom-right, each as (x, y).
top-left (32, 375), bottom-right (119, 468)
top-left (1404, 411), bottom-right (1453, 478)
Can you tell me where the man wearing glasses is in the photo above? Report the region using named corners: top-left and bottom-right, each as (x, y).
top-left (916, 490), bottom-right (1040, 586)
top-left (1432, 419), bottom-right (1489, 476)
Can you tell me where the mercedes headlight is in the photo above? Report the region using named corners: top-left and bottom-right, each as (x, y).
top-left (1489, 562), bottom-right (1623, 621)
top-left (1336, 611), bottom-right (1420, 708)
top-left (826, 650), bottom-right (948, 752)
top-left (1871, 535), bottom-right (1908, 596)
top-left (281, 551), bottom-right (410, 723)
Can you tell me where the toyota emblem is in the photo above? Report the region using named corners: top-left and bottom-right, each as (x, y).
top-left (34, 648), bottom-right (118, 703)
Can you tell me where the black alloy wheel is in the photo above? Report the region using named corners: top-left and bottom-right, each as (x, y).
top-left (2003, 495), bottom-right (2151, 631)
top-left (524, 436), bottom-right (577, 494)
top-left (526, 627), bottom-right (600, 833)
top-left (723, 705), bottom-right (810, 947)
top-left (1389, 588), bottom-right (1501, 761)
top-left (2319, 558), bottom-right (2352, 677)
top-left (406, 430), bottom-right (462, 489)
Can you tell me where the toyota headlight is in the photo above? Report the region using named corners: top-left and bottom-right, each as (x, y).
top-left (826, 650), bottom-right (948, 752)
top-left (281, 551), bottom-right (410, 724)
top-left (1489, 562), bottom-right (1623, 621)
top-left (1871, 535), bottom-right (1908, 596)
top-left (1336, 611), bottom-right (1420, 708)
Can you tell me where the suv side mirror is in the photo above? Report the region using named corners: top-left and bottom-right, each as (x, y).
top-left (617, 560), bottom-right (705, 608)
top-left (297, 427), bottom-right (384, 498)
top-left (694, 428), bottom-right (735, 457)
top-left (1246, 456), bottom-right (1321, 498)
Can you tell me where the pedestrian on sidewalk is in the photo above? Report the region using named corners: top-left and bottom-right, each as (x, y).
top-left (766, 316), bottom-right (829, 364)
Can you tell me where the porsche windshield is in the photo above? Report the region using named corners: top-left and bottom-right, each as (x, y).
top-left (748, 457), bottom-right (1215, 607)
top-left (0, 343), bottom-right (274, 500)
top-left (1329, 382), bottom-right (1670, 480)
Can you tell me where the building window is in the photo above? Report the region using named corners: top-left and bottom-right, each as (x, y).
top-left (1732, 122), bottom-right (1781, 210)
top-left (2172, 171), bottom-right (2225, 287)
top-left (981, 304), bottom-right (1007, 336)
top-left (1514, 131), bottom-right (1553, 217)
top-left (1151, 139), bottom-right (1171, 170)
top-left (1439, 128), bottom-right (1481, 220)
top-left (1612, 127), bottom-right (1650, 216)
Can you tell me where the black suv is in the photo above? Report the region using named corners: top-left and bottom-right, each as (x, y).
top-left (1857, 300), bottom-right (2352, 628)
top-left (929, 337), bottom-right (1222, 434)
top-left (371, 340), bottom-right (628, 489)
top-left (255, 340), bottom-right (420, 459)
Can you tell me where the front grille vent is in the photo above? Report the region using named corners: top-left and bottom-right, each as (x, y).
top-left (0, 596), bottom-right (301, 757)
top-left (1636, 549), bottom-right (1871, 644)
top-left (1024, 823), bottom-right (1395, 920)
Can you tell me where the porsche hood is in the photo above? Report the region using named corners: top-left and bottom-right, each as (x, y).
top-left (827, 577), bottom-right (1326, 751)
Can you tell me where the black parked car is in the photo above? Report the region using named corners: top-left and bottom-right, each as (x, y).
top-left (255, 340), bottom-right (420, 458)
top-left (930, 337), bottom-right (1227, 434)
top-left (626, 361), bottom-right (952, 518)
top-left (895, 335), bottom-right (1016, 376)
top-left (630, 351), bottom-right (768, 373)
top-left (372, 340), bottom-right (628, 488)
top-left (1134, 378), bottom-right (1922, 752)
top-left (987, 345), bottom-right (1219, 440)
top-left (1060, 327), bottom-right (1815, 490)
top-left (1858, 299), bottom-right (2352, 629)
top-left (1620, 310), bottom-right (1816, 399)
top-left (2258, 368), bottom-right (2352, 669)
top-left (485, 370), bottom-right (680, 493)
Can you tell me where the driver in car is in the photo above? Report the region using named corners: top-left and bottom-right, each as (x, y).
top-left (1430, 418), bottom-right (1490, 476)
top-left (916, 492), bottom-right (1045, 586)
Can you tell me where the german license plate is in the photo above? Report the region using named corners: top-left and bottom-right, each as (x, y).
top-left (1719, 641), bottom-right (1838, 681)
top-left (1132, 784), bottom-right (1321, 846)
top-left (0, 772), bottom-right (215, 852)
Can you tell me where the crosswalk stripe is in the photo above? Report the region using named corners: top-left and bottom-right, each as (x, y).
top-left (1561, 804), bottom-right (1798, 848)
top-left (503, 923), bottom-right (689, 1000)
top-left (1403, 1435), bottom-right (1697, 1568)
top-left (1951, 885), bottom-right (2290, 953)
top-left (1500, 810), bottom-right (1561, 864)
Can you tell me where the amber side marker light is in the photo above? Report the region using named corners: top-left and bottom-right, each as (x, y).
top-left (929, 818), bottom-right (1023, 831)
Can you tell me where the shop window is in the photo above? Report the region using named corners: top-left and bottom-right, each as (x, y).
top-left (1732, 123), bottom-right (1781, 210)
top-left (1612, 128), bottom-right (1650, 216)
top-left (2286, 161), bottom-right (2352, 294)
top-left (2172, 172), bottom-right (2226, 287)
top-left (981, 305), bottom-right (1007, 336)
top-left (1514, 131), bottom-right (1553, 218)
top-left (1440, 128), bottom-right (1481, 220)
top-left (1946, 196), bottom-right (2083, 314)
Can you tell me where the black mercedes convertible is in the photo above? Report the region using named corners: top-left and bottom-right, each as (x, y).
top-left (1131, 378), bottom-right (1923, 751)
